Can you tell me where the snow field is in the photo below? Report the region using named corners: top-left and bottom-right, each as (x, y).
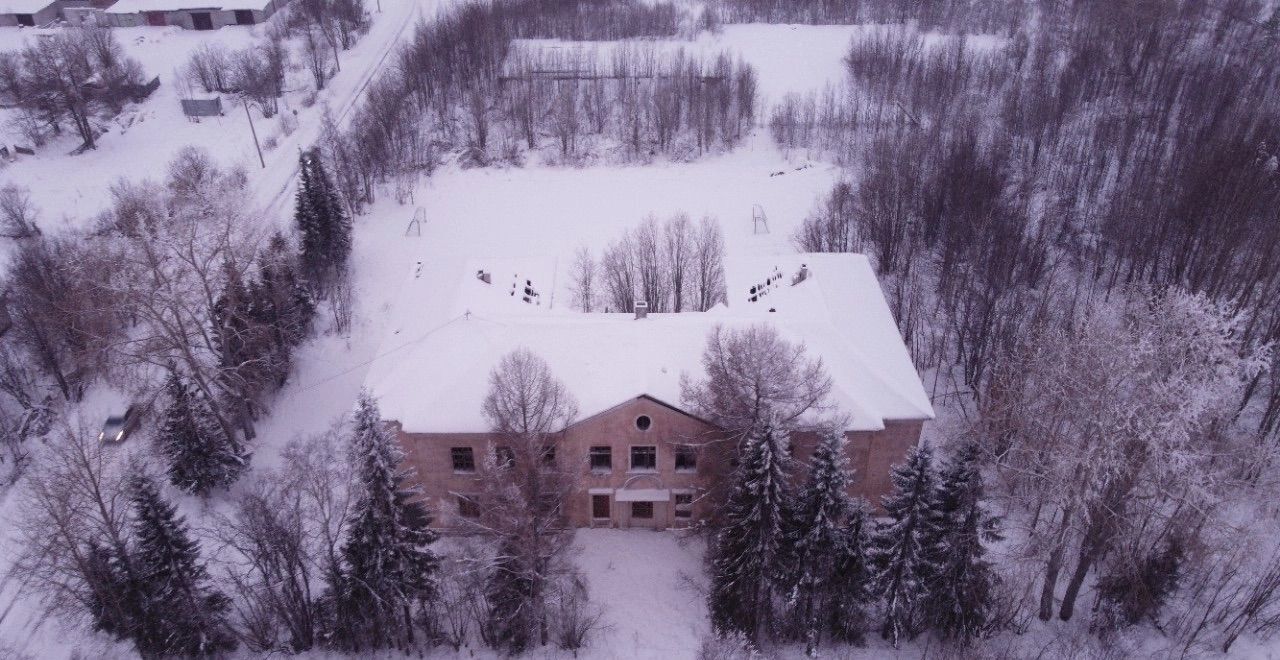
top-left (0, 16), bottom-right (941, 660)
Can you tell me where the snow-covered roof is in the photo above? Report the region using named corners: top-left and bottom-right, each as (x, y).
top-left (365, 253), bottom-right (934, 434)
top-left (106, 0), bottom-right (272, 14)
top-left (0, 0), bottom-right (56, 14)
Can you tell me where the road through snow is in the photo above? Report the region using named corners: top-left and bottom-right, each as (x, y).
top-left (251, 0), bottom-right (425, 224)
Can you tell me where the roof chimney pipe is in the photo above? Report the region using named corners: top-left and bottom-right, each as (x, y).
top-left (792, 264), bottom-right (809, 286)
top-left (634, 301), bottom-right (648, 320)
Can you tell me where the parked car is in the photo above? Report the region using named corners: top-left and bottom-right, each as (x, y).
top-left (99, 405), bottom-right (142, 444)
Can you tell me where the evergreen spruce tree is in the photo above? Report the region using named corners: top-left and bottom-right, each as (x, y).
top-left (249, 232), bottom-right (315, 386)
top-left (829, 498), bottom-right (873, 645)
top-left (157, 370), bottom-right (247, 496)
top-left (707, 422), bottom-right (793, 641)
top-left (329, 391), bottom-right (439, 651)
top-left (211, 259), bottom-right (254, 377)
top-left (786, 430), bottom-right (874, 651)
top-left (82, 540), bottom-right (143, 643)
top-left (211, 259), bottom-right (269, 438)
top-left (871, 442), bottom-right (943, 648)
top-left (294, 152), bottom-right (321, 285)
top-left (294, 149), bottom-right (351, 294)
top-left (787, 429), bottom-right (853, 654)
top-left (485, 539), bottom-right (537, 652)
top-left (128, 472), bottom-right (236, 657)
top-left (928, 441), bottom-right (1001, 642)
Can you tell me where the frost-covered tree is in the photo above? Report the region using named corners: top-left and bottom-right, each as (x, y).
top-left (327, 391), bottom-right (438, 651)
top-left (476, 349), bottom-right (580, 652)
top-left (82, 539), bottom-right (142, 643)
top-left (211, 257), bottom-right (274, 439)
top-left (567, 246), bottom-right (598, 312)
top-left (829, 498), bottom-right (873, 645)
top-left (708, 422), bottom-right (793, 641)
top-left (928, 441), bottom-right (1001, 642)
top-left (983, 287), bottom-right (1269, 622)
top-left (787, 429), bottom-right (854, 653)
top-left (295, 148), bottom-right (351, 295)
top-left (109, 148), bottom-right (262, 442)
top-left (247, 232), bottom-right (315, 387)
top-left (128, 472), bottom-right (236, 657)
top-left (158, 370), bottom-right (248, 496)
top-left (871, 442), bottom-right (942, 648)
top-left (682, 324), bottom-right (832, 439)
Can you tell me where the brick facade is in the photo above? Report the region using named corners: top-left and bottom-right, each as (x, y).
top-left (396, 396), bottom-right (925, 530)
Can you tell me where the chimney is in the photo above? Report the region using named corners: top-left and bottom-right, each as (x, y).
top-left (634, 301), bottom-right (649, 320)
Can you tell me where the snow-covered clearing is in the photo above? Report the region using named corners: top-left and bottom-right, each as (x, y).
top-left (573, 529), bottom-right (708, 659)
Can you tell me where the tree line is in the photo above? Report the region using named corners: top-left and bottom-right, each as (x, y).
top-left (711, 0), bottom-right (1027, 35)
top-left (13, 347), bottom-right (609, 656)
top-left (767, 1), bottom-right (1280, 654)
top-left (322, 0), bottom-right (756, 213)
top-left (680, 325), bottom-right (1000, 654)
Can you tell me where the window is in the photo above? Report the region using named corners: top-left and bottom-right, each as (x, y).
top-left (630, 446), bottom-right (657, 472)
top-left (674, 493), bottom-right (693, 518)
top-left (631, 501), bottom-right (654, 519)
top-left (589, 446), bottom-right (612, 472)
top-left (675, 446), bottom-right (697, 472)
top-left (494, 446), bottom-right (514, 467)
top-left (635, 415), bottom-right (652, 431)
top-left (450, 447), bottom-right (475, 472)
top-left (591, 494), bottom-right (610, 519)
top-left (456, 495), bottom-right (479, 519)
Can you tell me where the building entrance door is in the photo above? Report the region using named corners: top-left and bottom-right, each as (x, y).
top-left (591, 494), bottom-right (610, 522)
top-left (191, 11), bottom-right (213, 29)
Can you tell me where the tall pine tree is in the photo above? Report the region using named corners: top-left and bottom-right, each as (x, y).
top-left (248, 232), bottom-right (315, 386)
top-left (128, 472), bottom-right (236, 657)
top-left (157, 370), bottom-right (248, 496)
top-left (295, 149), bottom-right (351, 295)
top-left (82, 539), bottom-right (144, 644)
top-left (708, 422), bottom-right (793, 641)
top-left (787, 429), bottom-right (872, 652)
top-left (829, 498), bottom-right (873, 646)
top-left (211, 258), bottom-right (270, 440)
top-left (871, 442), bottom-right (943, 648)
top-left (928, 441), bottom-right (1001, 642)
top-left (328, 391), bottom-right (439, 651)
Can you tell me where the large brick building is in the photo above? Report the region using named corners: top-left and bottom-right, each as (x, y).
top-left (367, 253), bottom-right (933, 530)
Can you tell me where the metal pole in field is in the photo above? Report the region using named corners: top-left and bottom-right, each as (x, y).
top-left (243, 98), bottom-right (265, 169)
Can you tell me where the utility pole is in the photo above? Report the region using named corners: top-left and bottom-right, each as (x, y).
top-left (243, 98), bottom-right (265, 169)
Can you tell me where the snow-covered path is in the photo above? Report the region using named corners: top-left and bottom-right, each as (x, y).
top-left (250, 0), bottom-right (427, 223)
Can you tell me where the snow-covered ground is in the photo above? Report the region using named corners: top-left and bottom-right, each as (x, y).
top-left (0, 10), bottom-right (1161, 659)
top-left (0, 0), bottom-right (424, 231)
top-left (573, 529), bottom-right (709, 659)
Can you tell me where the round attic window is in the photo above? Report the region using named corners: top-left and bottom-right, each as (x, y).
top-left (635, 415), bottom-right (652, 431)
